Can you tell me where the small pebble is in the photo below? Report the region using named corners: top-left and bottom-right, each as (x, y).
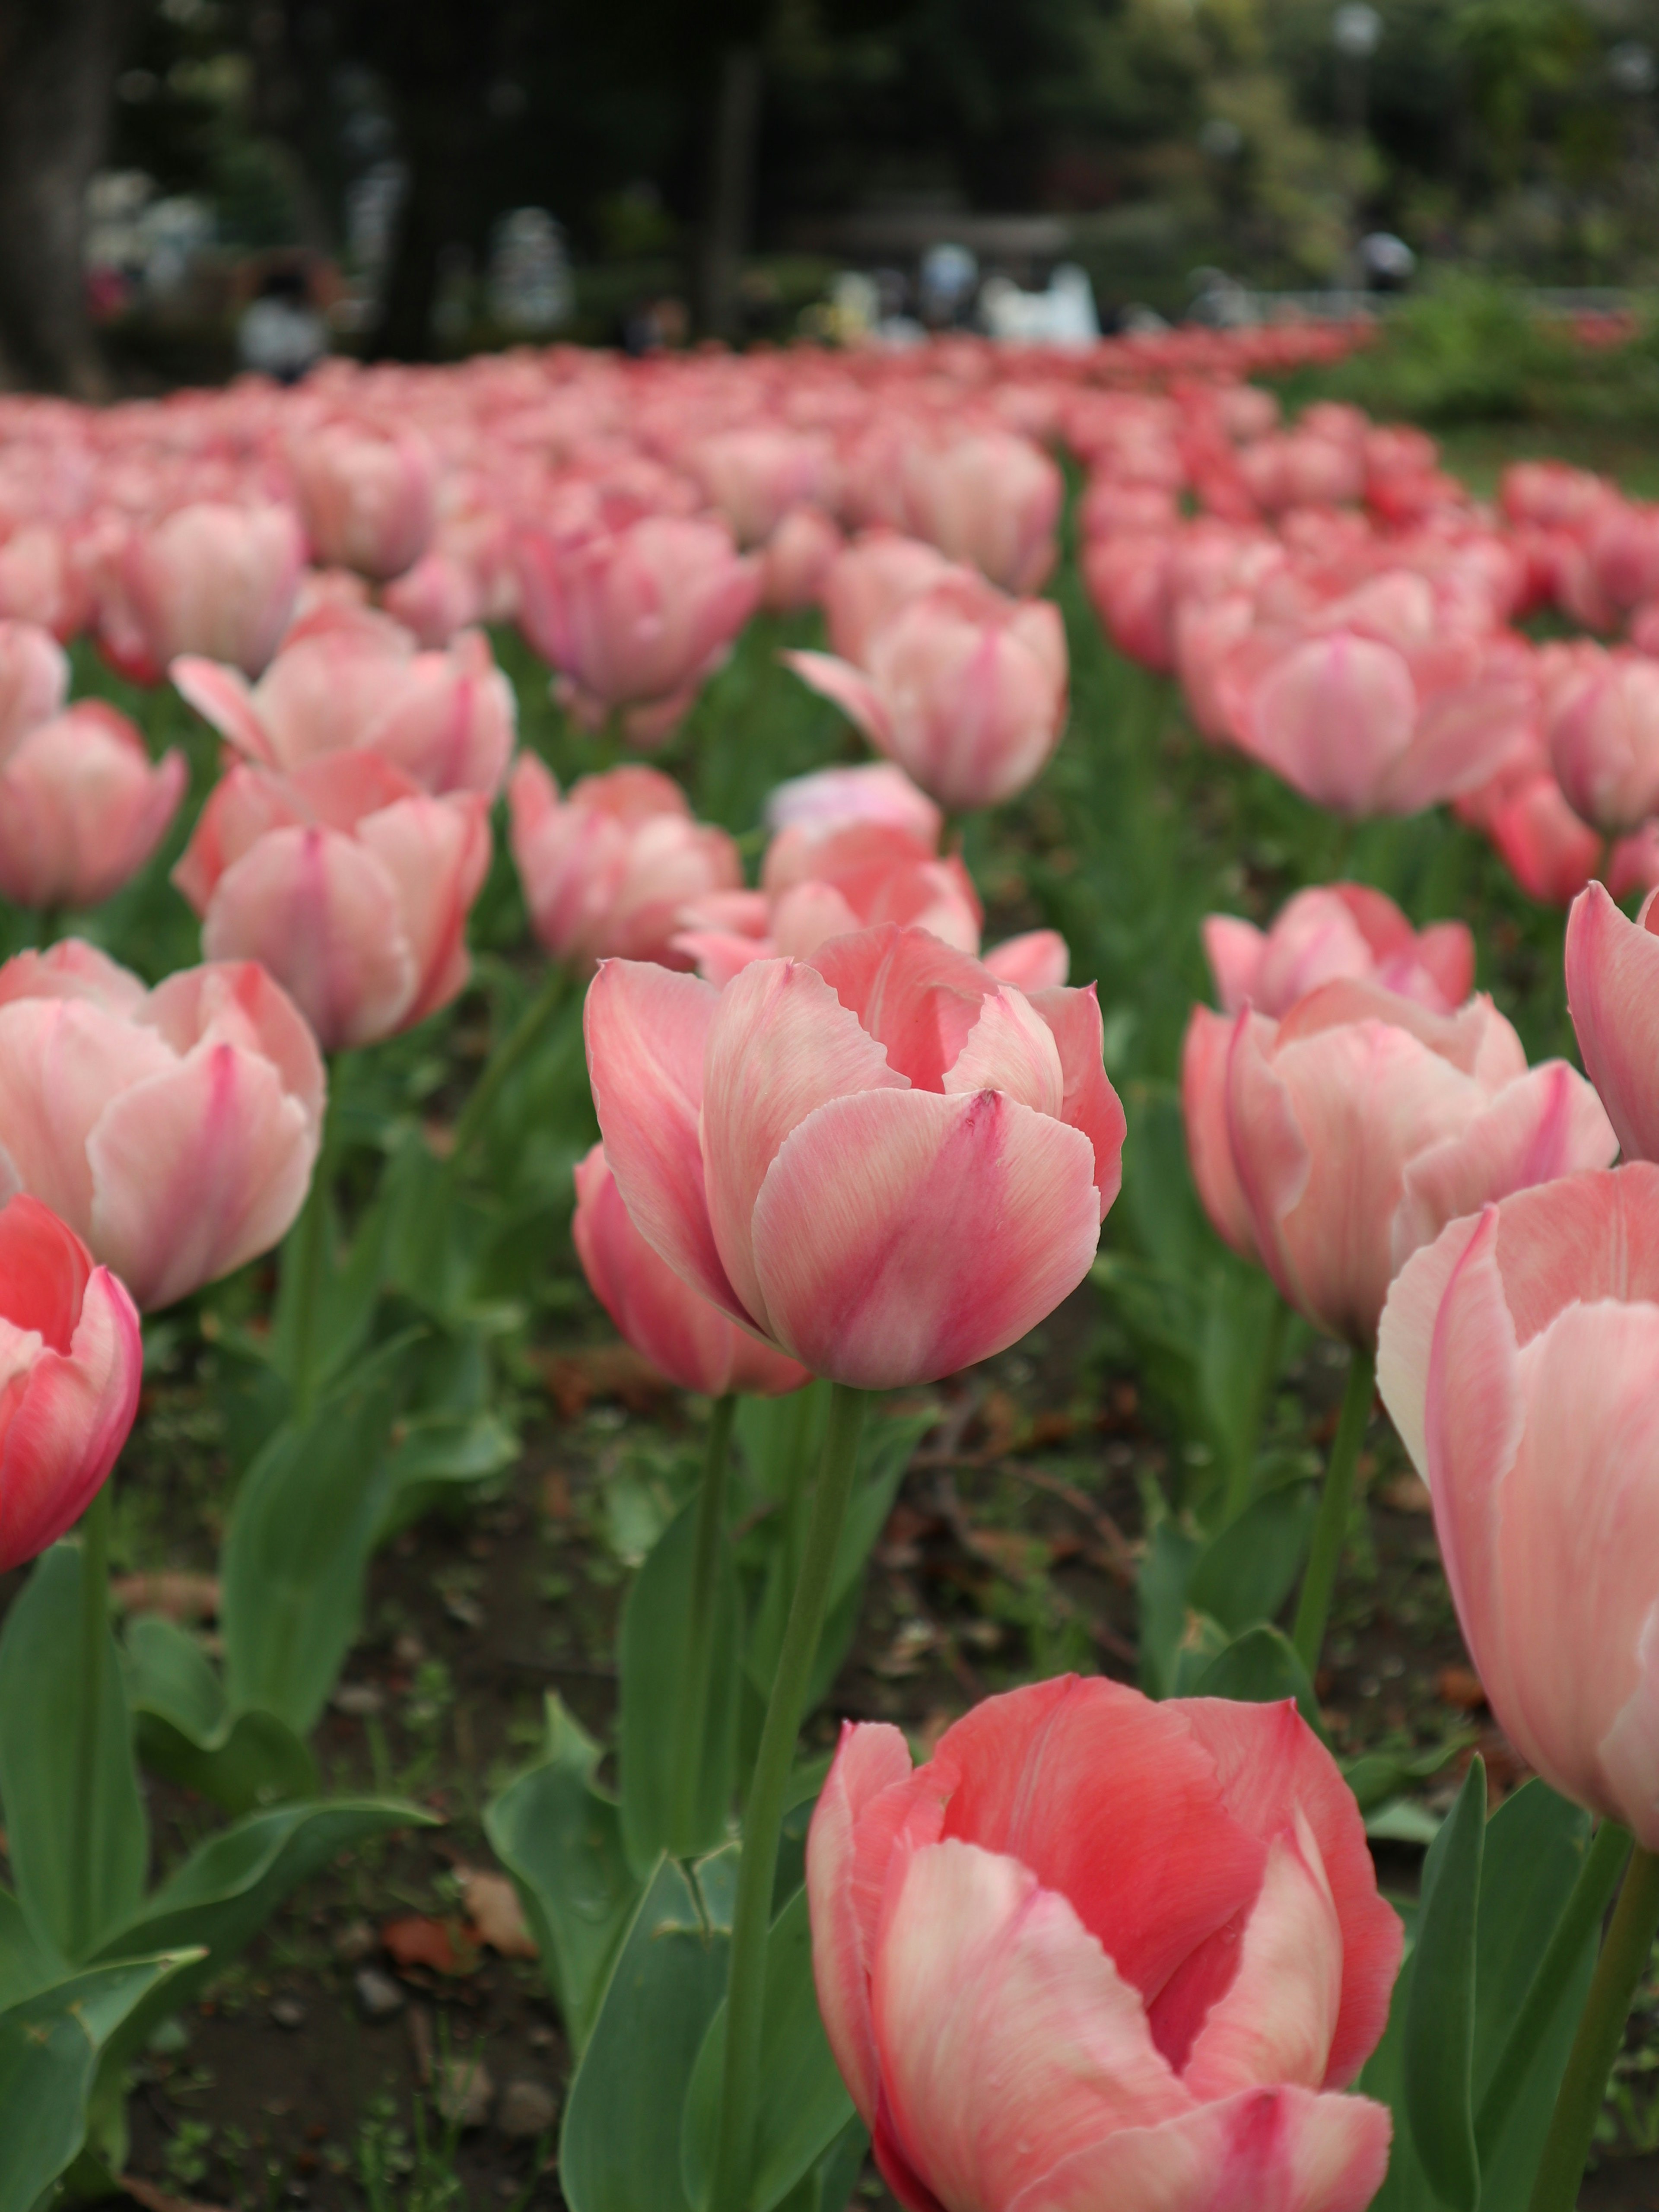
top-left (355, 1966), bottom-right (406, 2021)
top-left (270, 1997), bottom-right (307, 2030)
top-left (435, 2053), bottom-right (495, 2129)
top-left (497, 2076), bottom-right (559, 2139)
top-left (334, 1918), bottom-right (376, 1964)
top-left (443, 1591), bottom-right (485, 1630)
top-left (394, 1631), bottom-right (426, 1666)
top-left (332, 1682), bottom-right (386, 1717)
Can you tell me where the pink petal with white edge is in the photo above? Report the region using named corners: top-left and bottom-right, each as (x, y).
top-left (171, 655), bottom-right (277, 763)
top-left (808, 925), bottom-right (991, 1091)
top-left (583, 960), bottom-right (744, 1322)
top-left (0, 999), bottom-right (174, 1235)
top-left (144, 962), bottom-right (326, 1144)
top-left (1204, 915), bottom-right (1268, 1014)
top-left (0, 940), bottom-right (147, 1016)
top-left (943, 988), bottom-right (1065, 1116)
top-left (982, 929), bottom-right (1070, 992)
top-left (1376, 1214), bottom-right (1483, 1480)
top-left (1566, 880), bottom-right (1659, 1163)
top-left (356, 792), bottom-right (491, 1028)
top-left (1182, 1820), bottom-right (1342, 2099)
top-left (1027, 983), bottom-right (1128, 1217)
top-left (750, 1086), bottom-right (1099, 1386)
top-left (781, 649), bottom-right (895, 749)
top-left (806, 1720), bottom-right (916, 2123)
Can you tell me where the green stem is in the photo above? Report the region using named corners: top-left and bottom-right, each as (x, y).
top-left (1225, 1294), bottom-right (1290, 1522)
top-left (710, 1382), bottom-right (868, 2212)
top-left (1478, 1819), bottom-right (1632, 2165)
top-left (283, 1074), bottom-right (338, 1419)
top-left (447, 965), bottom-right (570, 1167)
top-left (1528, 1840), bottom-right (1659, 2212)
top-left (69, 1479), bottom-right (113, 1961)
top-left (668, 1393), bottom-right (737, 1856)
top-left (1291, 1344), bottom-right (1374, 1675)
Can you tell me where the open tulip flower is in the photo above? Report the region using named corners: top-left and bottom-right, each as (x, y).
top-left (585, 923), bottom-right (1125, 1388)
top-left (0, 617), bottom-right (70, 756)
top-left (808, 1677), bottom-right (1399, 2212)
top-left (0, 941), bottom-right (324, 1310)
top-left (174, 747), bottom-right (491, 1053)
top-left (764, 760), bottom-right (942, 846)
top-left (0, 700), bottom-right (188, 911)
top-left (1202, 884), bottom-right (1475, 1022)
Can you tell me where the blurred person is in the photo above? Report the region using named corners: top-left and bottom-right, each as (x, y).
top-left (238, 262), bottom-right (327, 385)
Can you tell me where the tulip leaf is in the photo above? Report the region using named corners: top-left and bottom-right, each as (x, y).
top-left (0, 1545), bottom-right (148, 1962)
top-left (1137, 1520), bottom-right (1201, 1697)
top-left (0, 1885), bottom-right (63, 2012)
top-left (1186, 1480), bottom-right (1317, 1637)
top-left (1356, 1926), bottom-right (1430, 2212)
top-left (681, 1882), bottom-right (855, 2212)
top-left (125, 1613), bottom-right (318, 1814)
top-left (1189, 1623), bottom-right (1325, 1736)
top-left (560, 1851), bottom-right (736, 2212)
top-left (375, 1407), bottom-right (519, 1540)
top-left (484, 1695), bottom-right (641, 2053)
top-left (0, 1952), bottom-right (201, 2212)
top-left (269, 1166), bottom-right (394, 1394)
top-left (1404, 1756), bottom-right (1485, 2212)
top-left (620, 1491), bottom-right (743, 1877)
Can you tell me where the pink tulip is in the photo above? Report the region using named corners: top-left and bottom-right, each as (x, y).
top-left (785, 577), bottom-right (1068, 813)
top-left (0, 1194), bottom-right (142, 1571)
top-left (572, 1144), bottom-right (809, 1398)
top-left (759, 505), bottom-right (842, 614)
top-left (380, 550), bottom-right (485, 647)
top-left (289, 423), bottom-right (436, 581)
top-left (686, 428), bottom-right (838, 549)
top-left (1083, 532), bottom-right (1178, 673)
top-left (764, 761), bottom-right (941, 847)
top-left (514, 513), bottom-right (760, 746)
top-left (902, 430), bottom-right (1062, 594)
top-left (585, 924), bottom-right (1125, 1388)
top-left (808, 1678), bottom-right (1398, 2212)
top-left (1204, 886), bottom-right (1474, 1019)
top-left (1461, 761), bottom-right (1604, 908)
top-left (1377, 1164), bottom-right (1659, 1848)
top-left (821, 531), bottom-right (961, 666)
top-left (174, 750), bottom-right (490, 1052)
top-left (0, 525), bottom-right (89, 642)
top-left (1545, 646), bottom-right (1659, 836)
top-left (174, 603), bottom-right (515, 798)
top-left (509, 754), bottom-right (741, 972)
top-left (0, 942), bottom-right (324, 1310)
top-left (101, 503), bottom-right (303, 683)
top-left (0, 702), bottom-right (187, 909)
top-left (1182, 1007), bottom-right (1261, 1262)
top-left (0, 619), bottom-right (69, 758)
top-left (1564, 879), bottom-right (1659, 1163)
top-left (1215, 979), bottom-right (1616, 1345)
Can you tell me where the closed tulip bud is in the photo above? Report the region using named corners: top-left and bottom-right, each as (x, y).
top-left (821, 530), bottom-right (961, 667)
top-left (0, 1195), bottom-right (142, 1571)
top-left (1566, 879), bottom-right (1659, 1163)
top-left (0, 619), bottom-right (69, 759)
top-left (586, 924), bottom-right (1124, 1388)
top-left (1545, 647), bottom-right (1659, 836)
top-left (1203, 885), bottom-right (1474, 1020)
top-left (0, 702), bottom-right (187, 910)
top-left (902, 429), bottom-right (1062, 595)
top-left (379, 550), bottom-right (484, 647)
top-left (107, 503), bottom-right (303, 682)
top-left (759, 505), bottom-right (842, 614)
top-left (808, 1678), bottom-right (1399, 2212)
top-left (686, 428), bottom-right (838, 549)
top-left (0, 527), bottom-right (88, 642)
top-left (290, 424), bottom-right (436, 581)
top-left (573, 1144), bottom-right (809, 1398)
top-left (0, 942), bottom-right (324, 1310)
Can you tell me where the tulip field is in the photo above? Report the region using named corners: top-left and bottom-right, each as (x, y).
top-left (9, 323), bottom-right (1659, 2212)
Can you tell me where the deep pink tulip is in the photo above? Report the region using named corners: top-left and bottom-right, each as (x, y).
top-left (808, 1678), bottom-right (1398, 2212)
top-left (289, 424), bottom-right (436, 581)
top-left (585, 924), bottom-right (1125, 1388)
top-left (0, 1194), bottom-right (142, 1571)
top-left (102, 502), bottom-right (303, 683)
top-left (515, 513), bottom-right (759, 746)
top-left (174, 750), bottom-right (490, 1052)
top-left (1378, 1165), bottom-right (1659, 1848)
top-left (1565, 879), bottom-right (1659, 1163)
top-left (0, 942), bottom-right (324, 1310)
top-left (902, 430), bottom-right (1062, 594)
top-left (821, 530), bottom-right (961, 666)
top-left (174, 604), bottom-right (515, 798)
top-left (1082, 531), bottom-right (1178, 673)
top-left (572, 1144), bottom-right (808, 1398)
top-left (0, 702), bottom-right (187, 909)
top-left (1204, 885), bottom-right (1474, 1020)
top-left (1217, 979), bottom-right (1615, 1345)
top-left (1461, 762), bottom-right (1604, 908)
top-left (0, 619), bottom-right (69, 759)
top-left (759, 505), bottom-right (842, 614)
top-left (509, 755), bottom-right (741, 973)
top-left (764, 761), bottom-right (941, 847)
top-left (785, 577), bottom-right (1068, 813)
top-left (1545, 646), bottom-right (1659, 836)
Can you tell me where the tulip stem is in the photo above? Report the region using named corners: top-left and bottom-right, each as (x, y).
top-left (1478, 1818), bottom-right (1631, 2166)
top-left (1528, 1839), bottom-right (1659, 2212)
top-left (1224, 1292), bottom-right (1290, 1522)
top-left (1290, 1344), bottom-right (1373, 1675)
top-left (69, 1478), bottom-right (113, 1961)
top-left (710, 1382), bottom-right (868, 2212)
top-left (284, 1076), bottom-right (338, 1420)
top-left (448, 964), bottom-right (570, 1167)
top-left (669, 1392), bottom-right (737, 1856)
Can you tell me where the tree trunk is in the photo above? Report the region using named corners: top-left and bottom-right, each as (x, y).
top-left (368, 133), bottom-right (448, 361)
top-left (0, 0), bottom-right (127, 394)
top-left (695, 43), bottom-right (763, 342)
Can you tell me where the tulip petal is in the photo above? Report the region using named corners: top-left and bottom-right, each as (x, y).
top-left (982, 929), bottom-right (1070, 992)
top-left (171, 655), bottom-right (276, 762)
top-left (1027, 983), bottom-right (1128, 1217)
top-left (807, 924), bottom-right (991, 1091)
top-left (0, 999), bottom-right (175, 1236)
top-left (781, 649), bottom-right (895, 749)
top-left (1182, 1821), bottom-right (1342, 2098)
top-left (807, 1720), bottom-right (918, 2125)
top-left (1376, 1213), bottom-right (1484, 1479)
top-left (750, 1087), bottom-right (1100, 1386)
top-left (356, 793), bottom-right (491, 1028)
top-left (1567, 880), bottom-right (1659, 1163)
top-left (0, 1264), bottom-right (141, 1571)
top-left (1204, 915), bottom-right (1267, 1014)
top-left (943, 988), bottom-right (1065, 1116)
top-left (1182, 1006), bottom-right (1259, 1261)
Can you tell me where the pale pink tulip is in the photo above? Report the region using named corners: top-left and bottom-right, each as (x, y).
top-left (515, 513), bottom-right (759, 745)
top-left (102, 502), bottom-right (303, 683)
top-left (822, 531), bottom-right (960, 666)
top-left (686, 428), bottom-right (838, 549)
top-left (763, 761), bottom-right (941, 847)
top-left (0, 942), bottom-right (324, 1310)
top-left (1182, 1007), bottom-right (1260, 1262)
top-left (573, 1144), bottom-right (808, 1398)
top-left (785, 577), bottom-right (1068, 813)
top-left (1377, 1165), bottom-right (1659, 1848)
top-left (0, 525), bottom-right (89, 641)
top-left (1220, 980), bottom-right (1616, 1345)
top-left (0, 702), bottom-right (187, 909)
top-left (0, 1194), bottom-right (142, 1571)
top-left (380, 550), bottom-right (484, 646)
top-left (759, 505), bottom-right (842, 614)
top-left (585, 924), bottom-right (1125, 1387)
top-left (174, 750), bottom-right (490, 1052)
top-left (0, 619), bottom-right (68, 759)
top-left (289, 424), bottom-right (436, 580)
top-left (808, 1678), bottom-right (1398, 2212)
top-left (1545, 646), bottom-right (1659, 836)
top-left (902, 430), bottom-right (1062, 594)
top-left (1203, 886), bottom-right (1474, 1019)
top-left (509, 754), bottom-right (741, 972)
top-left (1565, 880), bottom-right (1659, 1163)
top-left (174, 604), bottom-right (515, 798)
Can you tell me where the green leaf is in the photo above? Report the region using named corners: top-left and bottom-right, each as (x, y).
top-left (1357, 1930), bottom-right (1429, 2212)
top-left (0, 1954), bottom-right (200, 2212)
top-left (484, 1696), bottom-right (642, 2053)
top-left (126, 1614), bottom-right (318, 1814)
top-left (270, 1166), bottom-right (393, 1394)
top-left (1189, 1623), bottom-right (1325, 1735)
top-left (1404, 1756), bottom-right (1485, 2212)
top-left (0, 1885), bottom-right (65, 2012)
top-left (560, 1853), bottom-right (734, 2212)
top-left (376, 1408), bottom-right (519, 1541)
top-left (1136, 1520), bottom-right (1201, 1697)
top-left (620, 1492), bottom-right (742, 1875)
top-left (1186, 1481), bottom-right (1317, 1637)
top-left (681, 1884), bottom-right (855, 2212)
top-left (0, 1546), bottom-right (147, 1961)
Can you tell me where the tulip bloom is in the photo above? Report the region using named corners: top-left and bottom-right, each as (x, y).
top-left (1566, 880), bottom-right (1659, 1163)
top-left (0, 1194), bottom-right (142, 1572)
top-left (509, 755), bottom-right (741, 972)
top-left (785, 577), bottom-right (1068, 813)
top-left (1545, 647), bottom-right (1659, 836)
top-left (174, 603), bottom-right (515, 798)
top-left (289, 423), bottom-right (436, 581)
top-left (1198, 979), bottom-right (1615, 1345)
top-left (174, 750), bottom-right (490, 1052)
top-left (686, 429), bottom-right (838, 550)
top-left (586, 925), bottom-right (1125, 1388)
top-left (759, 505), bottom-right (842, 614)
top-left (902, 430), bottom-right (1062, 595)
top-left (0, 702), bottom-right (187, 910)
top-left (573, 1144), bottom-right (808, 1398)
top-left (1378, 1165), bottom-right (1659, 1848)
top-left (765, 761), bottom-right (941, 847)
top-left (808, 1677), bottom-right (1399, 2212)
top-left (0, 942), bottom-right (324, 1310)
top-left (0, 619), bottom-right (69, 758)
top-left (102, 502), bottom-right (304, 683)
top-left (821, 531), bottom-right (961, 667)
top-left (1203, 886), bottom-right (1474, 1020)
